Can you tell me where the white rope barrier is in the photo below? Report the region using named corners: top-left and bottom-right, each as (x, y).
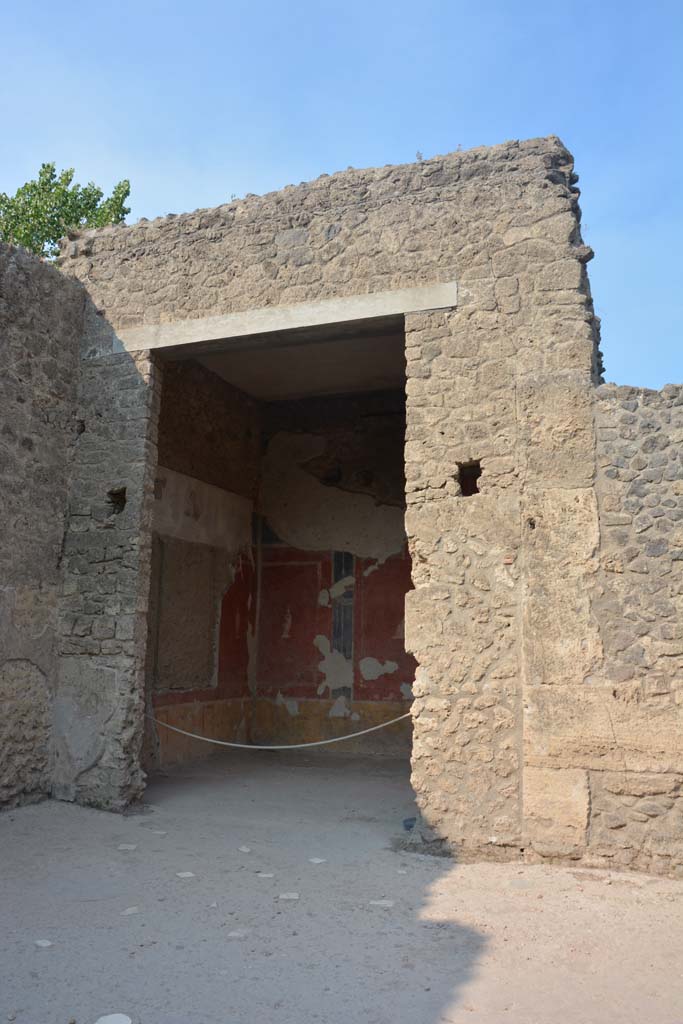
top-left (146, 711), bottom-right (412, 751)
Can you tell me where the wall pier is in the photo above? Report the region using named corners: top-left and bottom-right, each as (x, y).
top-left (53, 351), bottom-right (160, 808)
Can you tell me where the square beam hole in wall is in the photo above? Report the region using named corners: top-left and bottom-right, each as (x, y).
top-left (107, 486), bottom-right (127, 514)
top-left (457, 461), bottom-right (482, 497)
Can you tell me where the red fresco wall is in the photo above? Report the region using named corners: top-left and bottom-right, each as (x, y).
top-left (354, 550), bottom-right (416, 700)
top-left (217, 555), bottom-right (255, 698)
top-left (220, 542), bottom-right (416, 703)
top-left (256, 546), bottom-right (332, 698)
top-left (152, 554), bottom-right (255, 708)
top-left (154, 543), bottom-right (416, 709)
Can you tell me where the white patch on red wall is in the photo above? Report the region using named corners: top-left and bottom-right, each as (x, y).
top-left (359, 657), bottom-right (398, 681)
top-left (313, 635), bottom-right (353, 694)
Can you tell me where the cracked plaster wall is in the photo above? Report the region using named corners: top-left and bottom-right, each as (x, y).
top-left (143, 362), bottom-right (257, 766)
top-left (258, 431), bottom-right (405, 563)
top-left (147, 358), bottom-right (258, 717)
top-left (260, 391), bottom-right (407, 564)
top-left (0, 244), bottom-right (84, 807)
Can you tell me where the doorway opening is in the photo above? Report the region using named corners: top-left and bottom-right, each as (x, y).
top-left (143, 315), bottom-right (415, 775)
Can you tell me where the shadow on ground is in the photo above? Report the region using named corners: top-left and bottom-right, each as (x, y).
top-left (0, 751), bottom-right (484, 1024)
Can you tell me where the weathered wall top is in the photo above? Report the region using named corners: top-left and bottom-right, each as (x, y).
top-left (58, 136), bottom-right (593, 339)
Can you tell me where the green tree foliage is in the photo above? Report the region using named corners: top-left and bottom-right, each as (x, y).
top-left (0, 163), bottom-right (130, 259)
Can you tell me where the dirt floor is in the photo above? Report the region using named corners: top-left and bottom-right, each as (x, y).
top-left (1, 751), bottom-right (682, 1024)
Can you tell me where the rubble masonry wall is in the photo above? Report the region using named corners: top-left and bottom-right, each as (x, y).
top-left (0, 244), bottom-right (83, 806)
top-left (59, 137), bottom-right (601, 852)
top-left (4, 138), bottom-right (678, 874)
top-left (582, 385), bottom-right (683, 874)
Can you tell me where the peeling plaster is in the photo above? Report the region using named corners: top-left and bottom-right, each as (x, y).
top-left (258, 433), bottom-right (405, 562)
top-left (329, 695), bottom-right (351, 718)
top-left (153, 466), bottom-right (252, 552)
top-left (313, 635), bottom-right (353, 696)
top-left (359, 657), bottom-right (398, 681)
top-left (319, 575), bottom-right (355, 607)
top-left (330, 575), bottom-right (355, 598)
top-left (275, 691), bottom-right (299, 717)
top-left (247, 624), bottom-right (257, 696)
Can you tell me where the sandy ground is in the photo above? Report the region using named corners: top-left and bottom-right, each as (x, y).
top-left (1, 751), bottom-right (682, 1024)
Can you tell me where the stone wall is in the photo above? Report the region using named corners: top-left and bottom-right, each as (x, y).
top-left (158, 360), bottom-right (260, 497)
top-left (58, 137), bottom-right (596, 362)
top-left (0, 244), bottom-right (84, 807)
top-left (401, 141), bottom-right (600, 857)
top-left (405, 313), bottom-right (524, 854)
top-left (587, 385), bottom-right (683, 874)
top-left (0, 246), bottom-right (163, 811)
top-left (516, 385), bottom-right (683, 877)
top-left (35, 137), bottom-right (680, 875)
top-left (58, 137), bottom-right (602, 846)
top-left (52, 349), bottom-right (160, 808)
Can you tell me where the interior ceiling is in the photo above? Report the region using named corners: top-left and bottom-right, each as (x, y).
top-left (173, 317), bottom-right (407, 400)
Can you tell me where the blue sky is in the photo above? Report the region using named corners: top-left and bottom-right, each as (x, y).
top-left (2, 0), bottom-right (681, 387)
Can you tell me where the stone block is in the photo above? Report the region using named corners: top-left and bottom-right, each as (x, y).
top-left (524, 766), bottom-right (589, 856)
top-left (524, 685), bottom-right (683, 774)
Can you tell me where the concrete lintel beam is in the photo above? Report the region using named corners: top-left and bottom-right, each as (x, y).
top-left (117, 281), bottom-right (458, 353)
